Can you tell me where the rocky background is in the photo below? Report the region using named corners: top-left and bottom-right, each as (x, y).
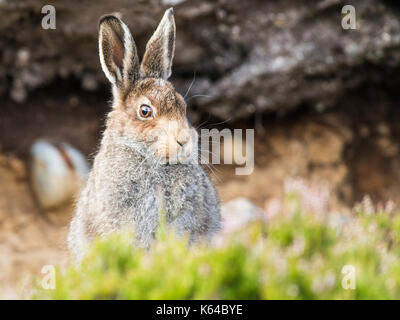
top-left (2, 0), bottom-right (400, 297)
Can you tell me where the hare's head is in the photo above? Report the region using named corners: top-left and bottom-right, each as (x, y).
top-left (99, 9), bottom-right (197, 163)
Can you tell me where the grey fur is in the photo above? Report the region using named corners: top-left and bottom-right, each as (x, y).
top-left (68, 9), bottom-right (220, 260)
top-left (68, 130), bottom-right (220, 261)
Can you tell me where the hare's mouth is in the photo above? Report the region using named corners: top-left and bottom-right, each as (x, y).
top-left (151, 144), bottom-right (196, 165)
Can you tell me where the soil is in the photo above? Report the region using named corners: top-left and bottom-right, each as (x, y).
top-left (2, 82), bottom-right (400, 298)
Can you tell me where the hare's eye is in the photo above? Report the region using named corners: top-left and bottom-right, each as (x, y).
top-left (138, 104), bottom-right (153, 119)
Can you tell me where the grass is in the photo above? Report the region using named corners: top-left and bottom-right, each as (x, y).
top-left (33, 194), bottom-right (400, 299)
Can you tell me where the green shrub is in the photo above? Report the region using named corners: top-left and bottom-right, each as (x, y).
top-left (33, 196), bottom-right (400, 299)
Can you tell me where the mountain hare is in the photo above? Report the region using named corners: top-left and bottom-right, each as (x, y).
top-left (68, 8), bottom-right (220, 260)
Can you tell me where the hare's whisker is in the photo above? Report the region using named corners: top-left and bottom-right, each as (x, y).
top-left (201, 161), bottom-right (222, 183)
top-left (186, 94), bottom-right (212, 103)
top-left (204, 117), bottom-right (233, 127)
top-left (183, 71), bottom-right (196, 99)
top-left (195, 114), bottom-right (211, 130)
top-left (199, 149), bottom-right (221, 159)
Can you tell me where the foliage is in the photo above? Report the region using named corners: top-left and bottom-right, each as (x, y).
top-left (33, 195), bottom-right (400, 299)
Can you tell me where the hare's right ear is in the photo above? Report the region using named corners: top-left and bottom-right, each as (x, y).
top-left (140, 8), bottom-right (176, 80)
top-left (99, 15), bottom-right (139, 94)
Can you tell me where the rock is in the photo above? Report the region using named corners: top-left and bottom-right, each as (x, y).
top-left (1, 0), bottom-right (400, 119)
top-left (220, 197), bottom-right (264, 234)
top-left (30, 140), bottom-right (89, 210)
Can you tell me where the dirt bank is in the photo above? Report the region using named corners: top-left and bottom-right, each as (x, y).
top-left (2, 82), bottom-right (400, 297)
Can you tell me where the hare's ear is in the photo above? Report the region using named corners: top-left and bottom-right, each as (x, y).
top-left (140, 8), bottom-right (176, 79)
top-left (99, 15), bottom-right (139, 92)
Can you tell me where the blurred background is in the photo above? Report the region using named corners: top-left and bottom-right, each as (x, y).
top-left (1, 0), bottom-right (400, 297)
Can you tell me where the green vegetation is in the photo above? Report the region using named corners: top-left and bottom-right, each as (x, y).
top-left (33, 195), bottom-right (400, 299)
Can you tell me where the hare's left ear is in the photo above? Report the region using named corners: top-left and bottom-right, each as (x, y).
top-left (99, 15), bottom-right (140, 93)
top-left (140, 8), bottom-right (176, 79)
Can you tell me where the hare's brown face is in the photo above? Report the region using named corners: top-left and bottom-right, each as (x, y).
top-left (99, 9), bottom-right (197, 163)
top-left (118, 78), bottom-right (197, 162)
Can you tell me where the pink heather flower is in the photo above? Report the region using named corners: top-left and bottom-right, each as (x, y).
top-left (284, 178), bottom-right (330, 213)
top-left (264, 198), bottom-right (282, 220)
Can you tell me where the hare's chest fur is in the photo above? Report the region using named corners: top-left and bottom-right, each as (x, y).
top-left (70, 145), bottom-right (220, 250)
top-left (120, 161), bottom-right (208, 222)
top-left (68, 145), bottom-right (220, 260)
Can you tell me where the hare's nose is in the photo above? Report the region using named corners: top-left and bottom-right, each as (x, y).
top-left (176, 139), bottom-right (187, 147)
top-left (176, 135), bottom-right (189, 147)
top-left (176, 130), bottom-right (190, 147)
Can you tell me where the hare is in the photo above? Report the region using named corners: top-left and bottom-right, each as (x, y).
top-left (68, 8), bottom-right (220, 260)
